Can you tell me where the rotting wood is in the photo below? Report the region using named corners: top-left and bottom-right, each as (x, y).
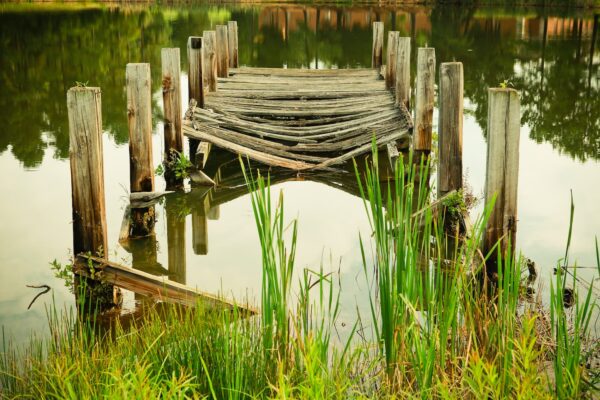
top-left (438, 62), bottom-right (463, 199)
top-left (130, 191), bottom-right (174, 208)
top-left (483, 88), bottom-right (520, 275)
top-left (228, 21), bottom-right (238, 68)
top-left (414, 47), bottom-right (435, 153)
top-left (126, 63), bottom-right (155, 237)
top-left (162, 48), bottom-right (183, 189)
top-left (396, 37), bottom-right (411, 109)
top-left (74, 255), bottom-right (256, 313)
top-left (202, 31), bottom-right (218, 92)
top-left (386, 31), bottom-right (399, 90)
top-left (187, 36), bottom-right (204, 162)
top-left (372, 21), bottom-right (384, 69)
top-left (216, 25), bottom-right (229, 78)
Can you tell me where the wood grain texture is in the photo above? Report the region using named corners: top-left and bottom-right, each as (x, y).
top-left (162, 48), bottom-right (183, 188)
top-left (483, 88), bottom-right (520, 270)
top-left (187, 36), bottom-right (204, 107)
top-left (67, 87), bottom-right (107, 256)
top-left (385, 31), bottom-right (399, 90)
top-left (438, 62), bottom-right (463, 198)
top-left (414, 47), bottom-right (435, 152)
top-left (227, 21), bottom-right (239, 68)
top-left (395, 37), bottom-right (411, 109)
top-left (202, 30), bottom-right (218, 92)
top-left (372, 21), bottom-right (384, 68)
top-left (216, 25), bottom-right (229, 78)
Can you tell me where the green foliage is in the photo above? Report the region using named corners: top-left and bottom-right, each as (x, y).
top-left (156, 150), bottom-right (192, 180)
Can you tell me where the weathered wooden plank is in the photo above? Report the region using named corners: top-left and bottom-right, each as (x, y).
top-left (483, 88), bottom-right (520, 273)
top-left (395, 37), bottom-right (411, 109)
top-left (372, 21), bottom-right (384, 69)
top-left (216, 25), bottom-right (229, 78)
top-left (162, 48), bottom-right (183, 189)
top-left (67, 87), bottom-right (108, 256)
top-left (228, 21), bottom-right (239, 68)
top-left (202, 31), bottom-right (218, 92)
top-left (414, 48), bottom-right (435, 152)
top-left (387, 142), bottom-right (400, 172)
top-left (385, 31), bottom-right (399, 90)
top-left (438, 62), bottom-right (463, 198)
top-left (130, 191), bottom-right (174, 208)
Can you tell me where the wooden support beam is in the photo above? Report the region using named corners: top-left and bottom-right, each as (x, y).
top-left (438, 62), bottom-right (463, 198)
top-left (227, 21), bottom-right (239, 68)
top-left (195, 141), bottom-right (211, 169)
top-left (385, 31), bottom-right (399, 90)
top-left (395, 37), bottom-right (411, 109)
top-left (414, 47), bottom-right (435, 153)
top-left (483, 88), bottom-right (520, 273)
top-left (372, 21), bottom-right (384, 69)
top-left (202, 30), bottom-right (218, 92)
top-left (161, 48), bottom-right (183, 189)
top-left (126, 63), bottom-right (155, 237)
top-left (216, 25), bottom-right (229, 78)
top-left (386, 142), bottom-right (399, 172)
top-left (187, 36), bottom-right (204, 163)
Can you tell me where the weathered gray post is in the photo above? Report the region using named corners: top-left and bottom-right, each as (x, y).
top-left (372, 21), bottom-right (384, 69)
top-left (161, 48), bottom-right (183, 189)
top-left (216, 25), bottom-right (229, 78)
top-left (414, 47), bottom-right (435, 154)
top-left (438, 62), bottom-right (463, 199)
top-left (385, 31), bottom-right (399, 90)
top-left (483, 88), bottom-right (520, 273)
top-left (228, 21), bottom-right (239, 68)
top-left (202, 30), bottom-right (218, 92)
top-left (187, 36), bottom-right (204, 163)
top-left (395, 37), bottom-right (411, 109)
top-left (67, 86), bottom-right (116, 310)
top-left (126, 63), bottom-right (155, 237)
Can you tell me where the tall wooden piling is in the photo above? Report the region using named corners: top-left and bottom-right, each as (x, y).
top-left (372, 22), bottom-right (384, 69)
top-left (126, 63), bottom-right (155, 237)
top-left (202, 30), bottom-right (218, 92)
top-left (67, 86), bottom-right (117, 310)
top-left (414, 47), bottom-right (435, 153)
top-left (483, 88), bottom-right (520, 273)
top-left (385, 31), bottom-right (399, 90)
top-left (228, 21), bottom-right (239, 68)
top-left (216, 25), bottom-right (229, 78)
top-left (187, 36), bottom-right (204, 163)
top-left (395, 37), bottom-right (411, 109)
top-left (68, 87), bottom-right (108, 256)
top-left (438, 62), bottom-right (463, 198)
top-left (161, 48), bottom-right (183, 189)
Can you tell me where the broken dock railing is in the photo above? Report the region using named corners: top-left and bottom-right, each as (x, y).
top-left (66, 20), bottom-right (521, 311)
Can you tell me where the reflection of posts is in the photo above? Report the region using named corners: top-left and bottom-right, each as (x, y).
top-left (483, 88), bottom-right (520, 275)
top-left (67, 86), bottom-right (118, 311)
top-left (192, 205), bottom-right (208, 255)
top-left (130, 237), bottom-right (167, 277)
top-left (166, 200), bottom-right (187, 285)
top-left (126, 63), bottom-right (155, 237)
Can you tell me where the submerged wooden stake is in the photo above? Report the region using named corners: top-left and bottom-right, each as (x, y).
top-left (228, 21), bottom-right (239, 68)
top-left (372, 21), bottom-right (384, 69)
top-left (202, 30), bottom-right (218, 92)
top-left (414, 47), bottom-right (435, 153)
top-left (385, 31), bottom-right (399, 90)
top-left (483, 88), bottom-right (520, 273)
top-left (395, 37), bottom-right (411, 109)
top-left (161, 48), bottom-right (183, 189)
top-left (438, 62), bottom-right (463, 198)
top-left (216, 25), bottom-right (229, 78)
top-left (126, 63), bottom-right (155, 237)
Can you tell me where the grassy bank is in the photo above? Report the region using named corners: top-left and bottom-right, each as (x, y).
top-left (1, 152), bottom-right (598, 398)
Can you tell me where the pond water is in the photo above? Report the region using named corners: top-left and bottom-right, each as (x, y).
top-left (0, 3), bottom-right (599, 348)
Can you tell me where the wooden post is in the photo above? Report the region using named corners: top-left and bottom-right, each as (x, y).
top-left (216, 25), bottom-right (229, 78)
top-left (228, 21), bottom-right (239, 68)
top-left (372, 21), bottom-right (384, 69)
top-left (385, 31), bottom-right (399, 90)
top-left (414, 47), bottom-right (435, 153)
top-left (202, 30), bottom-right (218, 92)
top-left (68, 87), bottom-right (107, 256)
top-left (483, 88), bottom-right (520, 273)
top-left (126, 63), bottom-right (155, 237)
top-left (438, 62), bottom-right (463, 199)
top-left (67, 87), bottom-right (117, 310)
top-left (187, 36), bottom-right (204, 164)
top-left (395, 37), bottom-right (411, 109)
top-left (161, 48), bottom-right (183, 189)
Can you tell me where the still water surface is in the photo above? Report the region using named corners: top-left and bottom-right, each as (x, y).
top-left (0, 3), bottom-right (599, 346)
